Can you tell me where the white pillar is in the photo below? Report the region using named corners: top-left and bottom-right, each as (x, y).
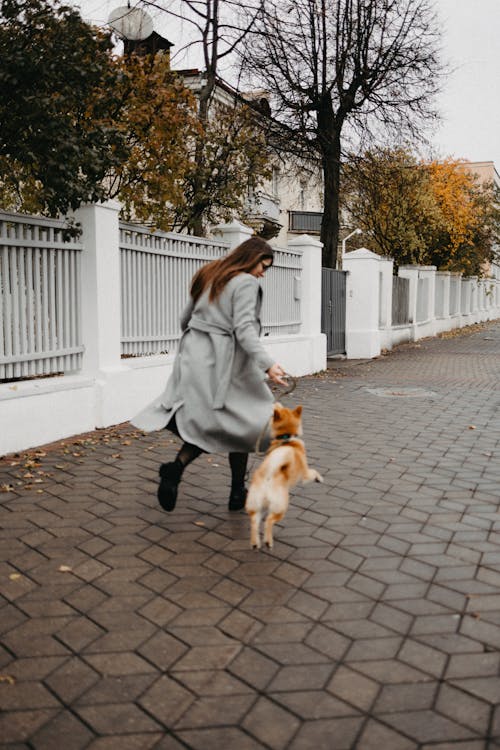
top-left (286, 234), bottom-right (326, 373)
top-left (343, 248), bottom-right (382, 359)
top-left (288, 234), bottom-right (323, 337)
top-left (75, 201), bottom-right (122, 374)
top-left (74, 200), bottom-right (129, 426)
top-left (212, 220), bottom-right (253, 249)
top-left (378, 256), bottom-right (394, 351)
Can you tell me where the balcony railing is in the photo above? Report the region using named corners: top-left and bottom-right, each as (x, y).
top-left (245, 192), bottom-right (281, 223)
top-left (289, 211), bottom-right (322, 233)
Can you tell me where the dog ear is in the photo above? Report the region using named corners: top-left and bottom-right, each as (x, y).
top-left (273, 403), bottom-right (282, 421)
top-left (294, 405), bottom-right (303, 417)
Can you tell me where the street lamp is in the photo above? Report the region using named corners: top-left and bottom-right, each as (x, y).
top-left (339, 228), bottom-right (363, 270)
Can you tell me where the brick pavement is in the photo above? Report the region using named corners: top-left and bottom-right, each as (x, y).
top-left (1, 322), bottom-right (500, 749)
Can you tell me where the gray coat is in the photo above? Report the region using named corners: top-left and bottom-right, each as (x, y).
top-left (131, 273), bottom-right (275, 453)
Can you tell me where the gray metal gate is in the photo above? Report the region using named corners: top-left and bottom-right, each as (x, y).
top-left (321, 268), bottom-right (347, 356)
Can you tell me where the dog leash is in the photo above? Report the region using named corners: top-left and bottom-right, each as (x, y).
top-left (254, 373), bottom-right (298, 456)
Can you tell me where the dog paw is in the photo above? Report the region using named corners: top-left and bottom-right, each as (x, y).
top-left (314, 472), bottom-right (324, 483)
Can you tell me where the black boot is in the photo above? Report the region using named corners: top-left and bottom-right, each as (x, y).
top-left (158, 460), bottom-right (183, 512)
top-left (228, 484), bottom-right (247, 511)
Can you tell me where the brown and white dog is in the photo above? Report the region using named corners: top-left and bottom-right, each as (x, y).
top-left (246, 403), bottom-right (323, 549)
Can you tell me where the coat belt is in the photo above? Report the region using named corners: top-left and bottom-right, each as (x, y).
top-left (187, 317), bottom-right (235, 409)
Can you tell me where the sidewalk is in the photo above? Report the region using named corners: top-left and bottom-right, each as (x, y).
top-left (1, 322), bottom-right (500, 750)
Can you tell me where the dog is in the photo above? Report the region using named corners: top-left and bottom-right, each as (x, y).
top-left (245, 403), bottom-right (323, 549)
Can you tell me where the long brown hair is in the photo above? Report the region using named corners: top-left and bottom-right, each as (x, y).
top-left (190, 237), bottom-right (274, 303)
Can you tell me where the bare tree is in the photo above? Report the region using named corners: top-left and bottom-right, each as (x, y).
top-left (240, 0), bottom-right (443, 266)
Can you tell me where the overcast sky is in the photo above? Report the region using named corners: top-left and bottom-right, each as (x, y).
top-left (74, 0), bottom-right (500, 172)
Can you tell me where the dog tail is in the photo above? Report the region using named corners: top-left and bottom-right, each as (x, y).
top-left (263, 446), bottom-right (292, 481)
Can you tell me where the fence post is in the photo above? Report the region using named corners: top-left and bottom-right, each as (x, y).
top-left (73, 201), bottom-right (129, 425)
top-left (343, 248), bottom-right (382, 358)
top-left (74, 201), bottom-right (122, 375)
top-left (212, 220), bottom-right (253, 250)
top-left (287, 234), bottom-right (323, 338)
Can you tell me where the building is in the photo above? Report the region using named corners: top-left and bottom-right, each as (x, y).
top-left (177, 68), bottom-right (323, 246)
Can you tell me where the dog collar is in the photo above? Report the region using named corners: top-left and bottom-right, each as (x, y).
top-left (275, 433), bottom-right (299, 441)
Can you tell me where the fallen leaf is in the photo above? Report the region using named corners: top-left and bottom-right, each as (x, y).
top-left (111, 453), bottom-right (121, 459)
top-left (0, 675), bottom-right (15, 685)
top-left (121, 440), bottom-right (131, 446)
top-left (1, 484), bottom-right (14, 493)
top-left (58, 565), bottom-right (72, 573)
top-left (9, 573), bottom-right (21, 581)
top-left (468, 425), bottom-right (476, 430)
top-left (194, 521), bottom-right (206, 527)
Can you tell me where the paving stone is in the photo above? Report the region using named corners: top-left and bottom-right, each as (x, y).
top-left (174, 693), bottom-right (256, 728)
top-left (76, 703), bottom-right (162, 734)
top-left (445, 652), bottom-right (500, 679)
top-left (380, 709), bottom-right (478, 743)
top-left (83, 652), bottom-right (158, 677)
top-left (271, 690), bottom-right (359, 720)
top-left (327, 665), bottom-right (380, 711)
top-left (288, 716), bottom-right (363, 750)
top-left (435, 682), bottom-right (491, 735)
top-left (0, 710), bottom-right (59, 743)
top-left (242, 696), bottom-right (301, 749)
top-left (174, 670), bottom-right (254, 696)
top-left (356, 718), bottom-right (417, 750)
top-left (176, 727), bottom-right (266, 750)
top-left (85, 734), bottom-right (163, 750)
top-left (30, 709), bottom-right (94, 750)
top-left (228, 647), bottom-right (280, 690)
top-left (44, 657), bottom-right (99, 703)
top-left (0, 682), bottom-right (61, 711)
top-left (373, 681), bottom-right (438, 713)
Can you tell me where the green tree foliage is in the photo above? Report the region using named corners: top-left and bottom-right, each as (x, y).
top-left (0, 0), bottom-right (128, 216)
top-left (343, 148), bottom-right (500, 275)
top-left (108, 53), bottom-right (201, 231)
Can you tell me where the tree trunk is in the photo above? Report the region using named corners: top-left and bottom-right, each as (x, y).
top-left (321, 137), bottom-right (340, 268)
top-left (318, 103), bottom-right (341, 268)
top-left (190, 71), bottom-right (215, 237)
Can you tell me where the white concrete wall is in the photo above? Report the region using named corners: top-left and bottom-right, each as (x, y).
top-left (0, 211), bottom-right (326, 457)
top-left (343, 251), bottom-right (500, 360)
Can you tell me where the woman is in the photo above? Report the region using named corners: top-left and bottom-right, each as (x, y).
top-left (132, 236), bottom-right (287, 512)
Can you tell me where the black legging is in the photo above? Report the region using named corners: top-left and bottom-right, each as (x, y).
top-left (168, 416), bottom-right (248, 487)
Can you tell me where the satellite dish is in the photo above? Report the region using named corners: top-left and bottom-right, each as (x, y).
top-left (108, 6), bottom-right (154, 40)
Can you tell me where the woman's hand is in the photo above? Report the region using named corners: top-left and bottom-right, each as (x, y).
top-left (267, 363), bottom-right (288, 387)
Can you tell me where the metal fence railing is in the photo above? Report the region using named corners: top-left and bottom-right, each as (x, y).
top-left (261, 246), bottom-right (302, 336)
top-left (416, 278), bottom-right (429, 322)
top-left (392, 276), bottom-right (410, 325)
top-left (119, 224), bottom-right (229, 357)
top-left (119, 225), bottom-right (303, 357)
top-left (449, 276), bottom-right (460, 315)
top-left (0, 211), bottom-right (83, 380)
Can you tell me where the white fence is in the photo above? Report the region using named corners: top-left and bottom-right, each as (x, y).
top-left (119, 223), bottom-right (229, 357)
top-left (119, 223), bottom-right (302, 357)
top-left (344, 247), bottom-right (500, 359)
top-left (0, 202), bottom-right (325, 456)
top-left (0, 211), bottom-right (83, 380)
